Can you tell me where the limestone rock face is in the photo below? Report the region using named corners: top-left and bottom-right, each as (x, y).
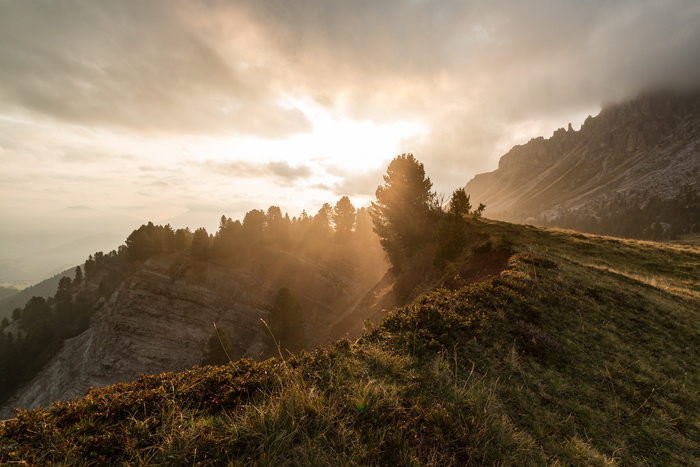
top-left (2, 248), bottom-right (386, 417)
top-left (466, 90), bottom-right (700, 222)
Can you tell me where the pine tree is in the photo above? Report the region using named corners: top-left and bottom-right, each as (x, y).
top-left (191, 228), bottom-right (210, 259)
top-left (434, 189), bottom-right (471, 267)
top-left (371, 154), bottom-right (437, 267)
top-left (201, 325), bottom-right (234, 366)
top-left (333, 196), bottom-right (356, 236)
top-left (262, 287), bottom-right (307, 359)
top-left (74, 266), bottom-right (83, 284)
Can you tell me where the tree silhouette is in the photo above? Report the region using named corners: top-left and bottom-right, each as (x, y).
top-left (174, 228), bottom-right (192, 252)
top-left (201, 325), bottom-right (234, 366)
top-left (371, 154), bottom-right (437, 267)
top-left (242, 209), bottom-right (266, 247)
top-left (265, 206), bottom-right (292, 246)
top-left (191, 228), bottom-right (210, 259)
top-left (313, 203), bottom-right (333, 233)
top-left (262, 287), bottom-right (307, 359)
top-left (125, 222), bottom-right (175, 262)
top-left (214, 216), bottom-right (241, 255)
top-left (434, 189), bottom-right (472, 267)
top-left (333, 196), bottom-right (356, 236)
top-left (74, 266), bottom-right (83, 285)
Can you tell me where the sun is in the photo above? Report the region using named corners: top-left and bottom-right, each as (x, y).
top-left (269, 97), bottom-right (426, 171)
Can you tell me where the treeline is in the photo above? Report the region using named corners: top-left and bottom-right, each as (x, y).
top-left (539, 186), bottom-right (700, 240)
top-left (0, 249), bottom-right (128, 404)
top-left (123, 197), bottom-right (375, 264)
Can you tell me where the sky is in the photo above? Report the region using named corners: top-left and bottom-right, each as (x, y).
top-left (2, 0), bottom-right (700, 237)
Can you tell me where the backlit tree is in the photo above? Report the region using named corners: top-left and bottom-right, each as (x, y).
top-left (371, 154), bottom-right (437, 267)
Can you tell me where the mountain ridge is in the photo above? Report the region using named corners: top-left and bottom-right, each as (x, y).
top-left (466, 89), bottom-right (700, 235)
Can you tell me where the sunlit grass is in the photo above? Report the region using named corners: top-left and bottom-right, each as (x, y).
top-left (2, 219), bottom-right (699, 465)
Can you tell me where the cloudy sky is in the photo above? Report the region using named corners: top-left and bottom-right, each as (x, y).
top-left (2, 0), bottom-right (700, 233)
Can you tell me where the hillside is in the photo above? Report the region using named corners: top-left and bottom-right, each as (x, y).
top-left (0, 225), bottom-right (387, 417)
top-left (0, 207), bottom-right (135, 287)
top-left (466, 90), bottom-right (700, 239)
top-left (0, 268), bottom-right (75, 321)
top-left (0, 286), bottom-right (18, 301)
top-left (2, 220), bottom-right (699, 465)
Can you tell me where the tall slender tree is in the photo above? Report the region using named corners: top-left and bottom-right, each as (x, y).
top-left (262, 287), bottom-right (306, 359)
top-left (333, 196), bottom-right (356, 236)
top-left (191, 228), bottom-right (210, 259)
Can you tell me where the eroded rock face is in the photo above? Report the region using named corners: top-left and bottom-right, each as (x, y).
top-left (2, 248), bottom-right (386, 417)
top-left (466, 90), bottom-right (700, 222)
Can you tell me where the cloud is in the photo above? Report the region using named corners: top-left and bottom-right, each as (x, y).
top-left (267, 161), bottom-right (313, 180)
top-left (325, 165), bottom-right (387, 198)
top-left (204, 159), bottom-right (314, 184)
top-left (3, 0), bottom-right (700, 226)
top-left (2, 0), bottom-right (698, 143)
top-left (237, 0), bottom-right (700, 118)
top-left (0, 1), bottom-right (312, 137)
top-left (61, 150), bottom-right (135, 164)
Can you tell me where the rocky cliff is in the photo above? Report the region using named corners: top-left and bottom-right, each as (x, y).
top-left (466, 90), bottom-right (700, 225)
top-left (1, 246), bottom-right (386, 417)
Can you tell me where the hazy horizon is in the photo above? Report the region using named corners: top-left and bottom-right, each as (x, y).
top-left (2, 0), bottom-right (700, 284)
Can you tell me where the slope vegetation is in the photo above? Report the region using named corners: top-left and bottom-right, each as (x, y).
top-left (1, 220), bottom-right (699, 465)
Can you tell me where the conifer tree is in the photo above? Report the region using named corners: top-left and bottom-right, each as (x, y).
top-left (242, 209), bottom-right (266, 247)
top-left (333, 196), bottom-right (356, 236)
top-left (371, 154), bottom-right (437, 267)
top-left (262, 287), bottom-right (306, 359)
top-left (191, 228), bottom-right (210, 259)
top-left (74, 266), bottom-right (83, 284)
top-left (201, 325), bottom-right (234, 366)
top-left (434, 189), bottom-right (471, 267)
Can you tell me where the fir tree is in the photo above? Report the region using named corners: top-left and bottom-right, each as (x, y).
top-left (262, 287), bottom-right (307, 359)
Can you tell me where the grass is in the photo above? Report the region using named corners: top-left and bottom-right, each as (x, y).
top-left (1, 219), bottom-right (699, 465)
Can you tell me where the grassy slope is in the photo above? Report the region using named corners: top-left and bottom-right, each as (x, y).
top-left (1, 220), bottom-right (699, 465)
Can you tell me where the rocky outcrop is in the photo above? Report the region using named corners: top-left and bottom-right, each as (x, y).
top-left (2, 247), bottom-right (386, 417)
top-left (466, 90), bottom-right (700, 223)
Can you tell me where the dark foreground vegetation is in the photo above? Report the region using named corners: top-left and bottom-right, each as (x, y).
top-left (1, 217), bottom-right (699, 465)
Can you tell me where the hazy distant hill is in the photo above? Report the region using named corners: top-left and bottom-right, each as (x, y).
top-left (0, 268), bottom-right (75, 321)
top-left (0, 286), bottom-right (18, 301)
top-left (0, 206), bottom-right (136, 286)
top-left (466, 90), bottom-right (700, 238)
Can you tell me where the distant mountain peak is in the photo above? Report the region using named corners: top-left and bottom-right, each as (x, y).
top-left (466, 89), bottom-right (700, 238)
